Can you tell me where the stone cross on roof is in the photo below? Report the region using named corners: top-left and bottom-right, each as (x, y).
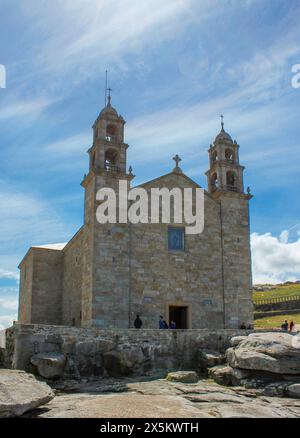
top-left (172, 154), bottom-right (182, 173)
top-left (173, 154), bottom-right (181, 168)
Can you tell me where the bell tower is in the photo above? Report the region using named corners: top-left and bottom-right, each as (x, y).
top-left (80, 93), bottom-right (134, 328)
top-left (88, 91), bottom-right (128, 176)
top-left (206, 116), bottom-right (245, 195)
top-left (205, 117), bottom-right (253, 329)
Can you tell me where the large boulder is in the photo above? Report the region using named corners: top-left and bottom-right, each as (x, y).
top-left (208, 365), bottom-right (249, 386)
top-left (166, 371), bottom-right (199, 384)
top-left (230, 336), bottom-right (248, 347)
top-left (227, 333), bottom-right (300, 375)
top-left (286, 383), bottom-right (300, 399)
top-left (199, 349), bottom-right (225, 373)
top-left (31, 352), bottom-right (66, 379)
top-left (0, 369), bottom-right (54, 417)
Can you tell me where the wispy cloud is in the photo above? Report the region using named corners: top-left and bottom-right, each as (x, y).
top-left (0, 298), bottom-right (18, 311)
top-left (0, 269), bottom-right (18, 281)
top-left (0, 97), bottom-right (57, 121)
top-left (0, 181), bottom-right (73, 254)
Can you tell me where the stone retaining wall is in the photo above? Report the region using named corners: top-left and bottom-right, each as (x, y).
top-left (254, 309), bottom-right (300, 320)
top-left (5, 323), bottom-right (255, 377)
top-left (254, 299), bottom-right (300, 312)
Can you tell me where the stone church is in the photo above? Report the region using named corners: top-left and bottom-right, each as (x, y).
top-left (18, 96), bottom-right (253, 330)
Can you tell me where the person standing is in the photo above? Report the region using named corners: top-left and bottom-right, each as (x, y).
top-left (134, 314), bottom-right (143, 329)
top-left (159, 316), bottom-right (168, 329)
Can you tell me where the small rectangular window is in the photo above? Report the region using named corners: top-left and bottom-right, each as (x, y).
top-left (168, 227), bottom-right (185, 251)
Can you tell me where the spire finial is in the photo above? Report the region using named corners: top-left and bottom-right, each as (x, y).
top-left (104, 70), bottom-right (112, 106)
top-left (220, 114), bottom-right (224, 131)
top-left (107, 87), bottom-right (112, 106)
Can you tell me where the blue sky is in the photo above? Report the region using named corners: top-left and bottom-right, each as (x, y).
top-left (0, 0), bottom-right (300, 328)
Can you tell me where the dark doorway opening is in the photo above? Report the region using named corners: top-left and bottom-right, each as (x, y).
top-left (169, 306), bottom-right (188, 329)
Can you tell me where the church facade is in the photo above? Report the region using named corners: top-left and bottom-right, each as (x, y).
top-left (18, 97), bottom-right (253, 330)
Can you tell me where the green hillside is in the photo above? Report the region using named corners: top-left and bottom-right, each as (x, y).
top-left (253, 283), bottom-right (300, 301)
top-left (254, 313), bottom-right (300, 329)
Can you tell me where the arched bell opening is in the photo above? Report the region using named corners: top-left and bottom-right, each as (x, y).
top-left (225, 148), bottom-right (235, 161)
top-left (106, 124), bottom-right (117, 142)
top-left (226, 170), bottom-right (237, 191)
top-left (211, 172), bottom-right (218, 191)
top-left (104, 148), bottom-right (120, 172)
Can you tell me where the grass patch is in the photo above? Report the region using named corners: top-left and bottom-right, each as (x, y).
top-left (254, 313), bottom-right (300, 329)
top-left (253, 283), bottom-right (300, 301)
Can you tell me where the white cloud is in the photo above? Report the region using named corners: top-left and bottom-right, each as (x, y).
top-left (44, 132), bottom-right (90, 156)
top-left (0, 269), bottom-right (19, 281)
top-left (0, 181), bottom-right (72, 255)
top-left (251, 231), bottom-right (300, 284)
top-left (0, 314), bottom-right (16, 331)
top-left (0, 298), bottom-right (18, 311)
top-left (20, 0), bottom-right (205, 77)
top-left (0, 97), bottom-right (57, 121)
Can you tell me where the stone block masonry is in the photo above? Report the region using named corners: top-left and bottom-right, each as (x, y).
top-left (5, 323), bottom-right (254, 378)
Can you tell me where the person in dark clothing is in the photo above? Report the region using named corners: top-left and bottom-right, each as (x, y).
top-left (170, 320), bottom-right (176, 329)
top-left (134, 314), bottom-right (143, 329)
top-left (281, 320), bottom-right (288, 331)
top-left (159, 316), bottom-right (168, 329)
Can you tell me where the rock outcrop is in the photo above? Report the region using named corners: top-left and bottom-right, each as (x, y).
top-left (22, 377), bottom-right (300, 418)
top-left (166, 371), bottom-right (199, 384)
top-left (226, 332), bottom-right (300, 375)
top-left (31, 352), bottom-right (66, 379)
top-left (198, 349), bottom-right (225, 373)
top-left (0, 370), bottom-right (55, 417)
top-left (207, 332), bottom-right (300, 398)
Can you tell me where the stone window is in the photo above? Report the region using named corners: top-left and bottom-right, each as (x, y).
top-left (168, 227), bottom-right (185, 251)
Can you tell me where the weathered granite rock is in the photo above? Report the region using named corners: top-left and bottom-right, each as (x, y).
top-left (208, 365), bottom-right (249, 386)
top-left (74, 341), bottom-right (104, 377)
top-left (103, 351), bottom-right (136, 378)
top-left (230, 336), bottom-right (248, 347)
top-left (31, 352), bottom-right (66, 379)
top-left (166, 371), bottom-right (199, 384)
top-left (286, 384), bottom-right (300, 399)
top-left (103, 348), bottom-right (146, 377)
top-left (208, 365), bottom-right (234, 386)
top-left (227, 333), bottom-right (300, 375)
top-left (0, 369), bottom-right (54, 417)
top-left (23, 378), bottom-right (300, 418)
top-left (199, 349), bottom-right (225, 373)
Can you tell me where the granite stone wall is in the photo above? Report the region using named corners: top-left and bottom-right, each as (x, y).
top-left (5, 323), bottom-right (254, 377)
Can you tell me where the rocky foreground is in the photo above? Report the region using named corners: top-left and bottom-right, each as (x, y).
top-left (22, 377), bottom-right (300, 418)
top-left (1, 331), bottom-right (300, 418)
